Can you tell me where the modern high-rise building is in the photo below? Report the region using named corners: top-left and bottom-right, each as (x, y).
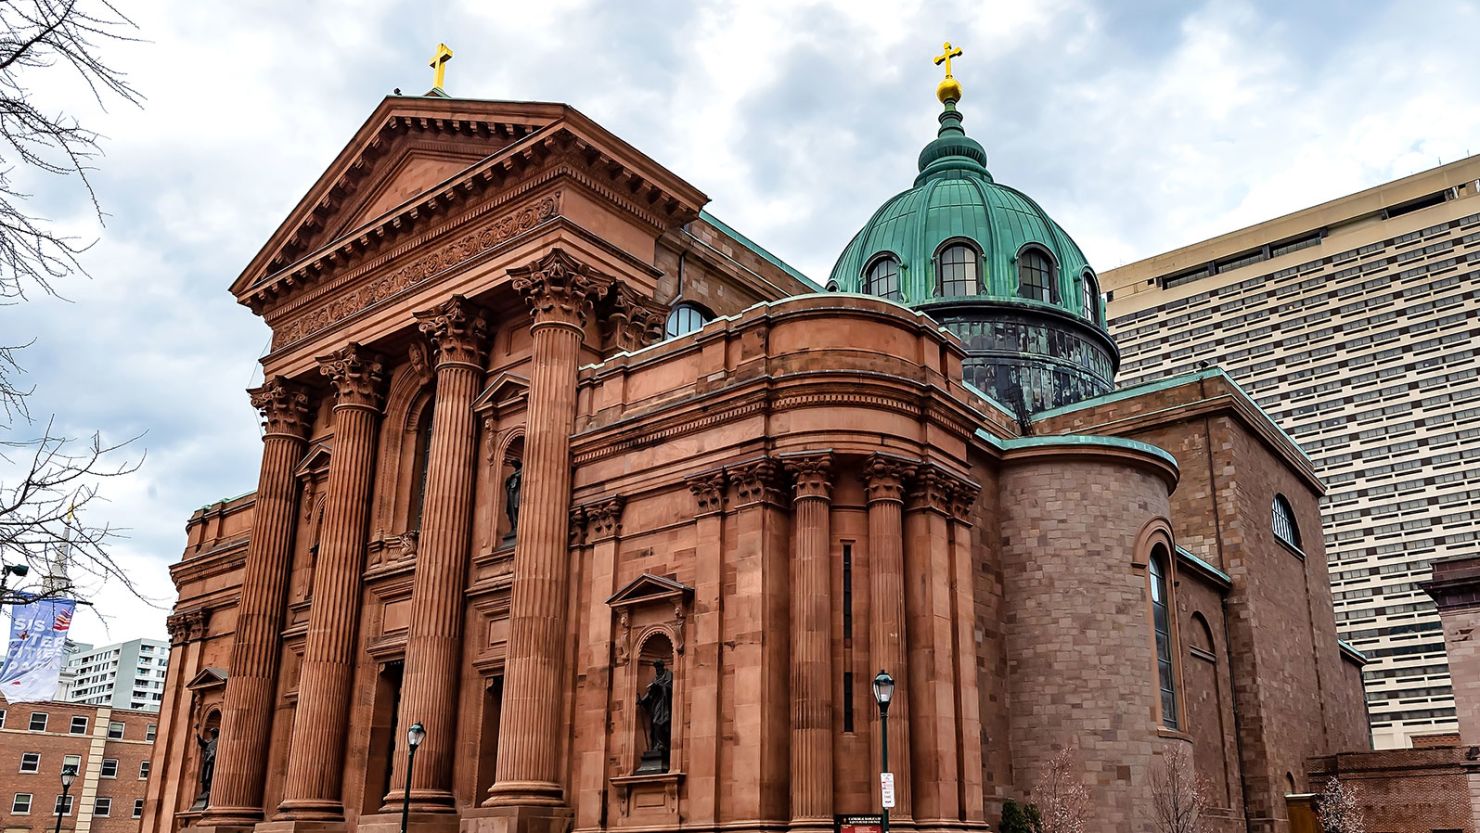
top-left (1103, 154), bottom-right (1480, 749)
top-left (63, 638), bottom-right (171, 713)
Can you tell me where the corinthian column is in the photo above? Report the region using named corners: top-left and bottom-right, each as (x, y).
top-left (864, 455), bottom-right (914, 820)
top-left (486, 250), bottom-right (602, 809)
top-left (384, 296), bottom-right (490, 812)
top-left (276, 344), bottom-right (384, 821)
top-left (784, 453), bottom-right (834, 833)
top-left (196, 377), bottom-right (310, 830)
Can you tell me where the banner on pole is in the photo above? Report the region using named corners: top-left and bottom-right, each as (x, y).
top-left (0, 597), bottom-right (75, 702)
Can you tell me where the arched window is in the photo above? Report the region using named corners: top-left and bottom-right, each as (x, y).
top-left (1081, 270), bottom-right (1101, 323)
top-left (936, 242), bottom-right (980, 297)
top-left (408, 400), bottom-right (434, 533)
top-left (1148, 546), bottom-right (1179, 730)
top-left (1017, 246), bottom-right (1056, 303)
top-left (1272, 494), bottom-right (1301, 550)
top-left (665, 302), bottom-right (712, 339)
top-left (863, 255), bottom-right (901, 301)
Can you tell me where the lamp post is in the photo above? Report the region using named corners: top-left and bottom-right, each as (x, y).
top-left (872, 670), bottom-right (896, 833)
top-left (55, 764), bottom-right (76, 833)
top-left (0, 561), bottom-right (29, 602)
top-left (399, 722), bottom-right (425, 833)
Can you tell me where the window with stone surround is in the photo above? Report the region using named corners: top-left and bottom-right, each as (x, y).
top-left (1149, 546), bottom-right (1179, 731)
top-left (12, 792), bottom-right (32, 814)
top-left (94, 796), bottom-right (112, 817)
top-left (69, 715), bottom-right (88, 734)
top-left (1272, 494), bottom-right (1302, 551)
top-left (20, 751), bottom-right (40, 772)
top-left (664, 302), bottom-right (712, 339)
top-left (133, 798), bottom-right (145, 818)
top-left (28, 712), bottom-right (46, 731)
top-left (1016, 245), bottom-right (1057, 303)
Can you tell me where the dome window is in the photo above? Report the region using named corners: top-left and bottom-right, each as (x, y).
top-left (1081, 270), bottom-right (1101, 324)
top-left (1017, 246), bottom-right (1057, 303)
top-left (664, 302), bottom-right (712, 339)
top-left (936, 241), bottom-right (980, 297)
top-left (863, 255), bottom-right (901, 301)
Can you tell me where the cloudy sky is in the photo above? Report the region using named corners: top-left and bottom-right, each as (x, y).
top-left (6, 0), bottom-right (1479, 645)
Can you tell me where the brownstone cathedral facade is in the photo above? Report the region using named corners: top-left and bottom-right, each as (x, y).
top-left (142, 82), bottom-right (1369, 833)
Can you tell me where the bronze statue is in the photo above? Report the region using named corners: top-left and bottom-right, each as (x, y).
top-left (635, 659), bottom-right (673, 772)
top-left (503, 459), bottom-right (523, 542)
top-left (193, 727), bottom-right (219, 808)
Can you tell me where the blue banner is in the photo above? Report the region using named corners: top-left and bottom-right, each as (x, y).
top-left (0, 597), bottom-right (75, 702)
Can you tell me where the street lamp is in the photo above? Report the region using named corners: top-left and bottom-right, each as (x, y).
top-left (55, 764), bottom-right (77, 833)
top-left (400, 722), bottom-right (425, 833)
top-left (872, 670), bottom-right (896, 833)
top-left (0, 562), bottom-right (29, 601)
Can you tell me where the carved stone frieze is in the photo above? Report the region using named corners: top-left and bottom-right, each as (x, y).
top-left (784, 453), bottom-right (833, 502)
top-left (269, 193), bottom-right (560, 349)
top-left (729, 457), bottom-right (783, 507)
top-left (248, 376), bottom-right (312, 438)
top-left (509, 248), bottom-right (607, 330)
top-left (686, 470), bottom-right (727, 515)
top-left (414, 294), bottom-right (490, 368)
top-left (863, 455), bottom-right (915, 505)
top-left (317, 342), bottom-right (386, 410)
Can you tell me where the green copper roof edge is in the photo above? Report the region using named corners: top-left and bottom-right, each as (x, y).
top-left (1176, 545), bottom-right (1232, 588)
top-left (698, 209), bottom-right (821, 292)
top-left (973, 429), bottom-right (1179, 471)
top-left (197, 489), bottom-right (256, 512)
top-left (1338, 639), bottom-right (1368, 665)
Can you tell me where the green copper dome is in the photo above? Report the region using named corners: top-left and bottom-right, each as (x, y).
top-left (828, 94), bottom-right (1118, 413)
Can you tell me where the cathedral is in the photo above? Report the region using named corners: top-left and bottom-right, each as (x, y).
top-left (143, 48), bottom-right (1369, 833)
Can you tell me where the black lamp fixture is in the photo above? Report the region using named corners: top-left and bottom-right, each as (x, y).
top-left (400, 722), bottom-right (426, 833)
top-left (55, 764), bottom-right (77, 833)
top-left (872, 671), bottom-right (896, 833)
top-left (871, 670), bottom-right (895, 713)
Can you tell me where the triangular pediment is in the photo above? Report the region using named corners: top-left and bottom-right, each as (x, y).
top-left (295, 442), bottom-right (332, 478)
top-left (607, 573), bottom-right (693, 608)
top-left (472, 372), bottom-right (531, 414)
top-left (186, 667), bottom-right (228, 690)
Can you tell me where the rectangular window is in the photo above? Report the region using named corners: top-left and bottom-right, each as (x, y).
top-left (12, 792), bottom-right (32, 814)
top-left (133, 798), bottom-right (145, 818)
top-left (94, 796), bottom-right (112, 817)
top-left (107, 721), bottom-right (125, 739)
top-left (841, 543), bottom-right (854, 642)
top-left (101, 758), bottom-right (118, 778)
top-left (842, 670), bottom-right (855, 733)
top-left (28, 712), bottom-right (47, 731)
top-left (20, 752), bottom-right (40, 772)
top-left (62, 754), bottom-right (81, 773)
top-left (146, 722), bottom-right (157, 741)
top-left (54, 794), bottom-right (74, 815)
top-left (0, 708), bottom-right (7, 728)
top-left (139, 760), bottom-right (151, 779)
top-left (69, 715), bottom-right (88, 734)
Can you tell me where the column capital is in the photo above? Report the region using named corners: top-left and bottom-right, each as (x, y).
top-left (586, 497), bottom-right (625, 542)
top-left (905, 466), bottom-right (953, 515)
top-left (165, 607), bottom-right (209, 646)
top-left (604, 283), bottom-right (665, 353)
top-left (784, 452), bottom-right (833, 502)
top-left (569, 505), bottom-right (589, 548)
top-left (510, 248), bottom-right (607, 332)
top-left (729, 457), bottom-right (784, 507)
top-left (248, 376), bottom-right (312, 439)
top-left (687, 470), bottom-right (728, 516)
top-left (414, 294), bottom-right (490, 370)
top-left (863, 455), bottom-right (916, 505)
top-left (950, 478), bottom-right (981, 522)
top-left (317, 343), bottom-right (386, 411)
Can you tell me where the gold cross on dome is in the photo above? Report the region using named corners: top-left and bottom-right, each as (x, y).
top-left (934, 41), bottom-right (963, 77)
top-left (429, 43), bottom-right (454, 90)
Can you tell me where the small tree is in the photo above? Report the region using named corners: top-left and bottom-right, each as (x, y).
top-left (1151, 745), bottom-right (1211, 833)
top-left (1317, 777), bottom-right (1366, 833)
top-left (999, 799), bottom-right (1042, 833)
top-left (1035, 746), bottom-right (1090, 833)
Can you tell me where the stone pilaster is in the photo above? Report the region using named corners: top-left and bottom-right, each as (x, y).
top-left (863, 455), bottom-right (915, 820)
top-left (947, 480), bottom-right (984, 823)
top-left (275, 345), bottom-right (385, 822)
top-left (386, 296), bottom-right (490, 812)
top-left (784, 453), bottom-right (834, 833)
top-left (485, 250), bottom-right (603, 812)
top-left (572, 498), bottom-right (619, 831)
top-left (195, 377), bottom-right (310, 830)
top-left (903, 466), bottom-right (959, 828)
top-left (685, 470), bottom-right (727, 825)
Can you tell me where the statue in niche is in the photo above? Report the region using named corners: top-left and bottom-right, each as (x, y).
top-left (635, 659), bottom-right (673, 773)
top-left (502, 458), bottom-right (522, 544)
top-left (192, 727), bottom-right (219, 808)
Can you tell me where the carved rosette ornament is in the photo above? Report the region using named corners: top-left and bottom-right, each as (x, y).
top-left (784, 454), bottom-right (833, 502)
top-left (248, 376), bottom-right (311, 438)
top-left (729, 457), bottom-right (784, 507)
top-left (414, 294), bottom-right (490, 369)
top-left (586, 497), bottom-right (625, 542)
top-left (509, 248), bottom-right (606, 331)
top-left (317, 342), bottom-right (386, 411)
top-left (687, 470), bottom-right (728, 515)
top-left (864, 455), bottom-right (915, 505)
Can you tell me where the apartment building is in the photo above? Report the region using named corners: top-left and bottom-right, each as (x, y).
top-left (63, 640), bottom-right (170, 713)
top-left (1102, 155), bottom-right (1480, 749)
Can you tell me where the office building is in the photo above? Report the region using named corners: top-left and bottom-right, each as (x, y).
top-left (64, 639), bottom-right (171, 713)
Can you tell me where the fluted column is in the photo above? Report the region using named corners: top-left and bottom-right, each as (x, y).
top-left (384, 296), bottom-right (490, 812)
top-left (276, 344), bottom-right (385, 821)
top-left (196, 378), bottom-right (310, 829)
top-left (487, 250), bottom-right (603, 809)
top-left (785, 453), bottom-right (834, 832)
top-left (948, 481), bottom-right (985, 823)
top-left (904, 467), bottom-right (959, 829)
top-left (864, 455), bottom-right (914, 820)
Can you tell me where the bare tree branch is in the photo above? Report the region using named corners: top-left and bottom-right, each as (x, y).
top-left (1034, 746), bottom-right (1090, 833)
top-left (1151, 744), bottom-right (1212, 833)
top-left (1317, 777), bottom-right (1367, 833)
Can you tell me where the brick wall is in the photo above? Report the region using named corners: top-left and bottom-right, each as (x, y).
top-left (1309, 746), bottom-right (1477, 833)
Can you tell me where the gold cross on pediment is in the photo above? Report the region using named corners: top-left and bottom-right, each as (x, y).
top-left (429, 43), bottom-right (454, 90)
